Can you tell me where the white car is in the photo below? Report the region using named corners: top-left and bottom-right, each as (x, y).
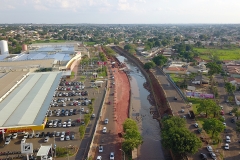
top-left (96, 156), bottom-right (102, 160)
top-left (224, 143), bottom-right (229, 150)
top-left (110, 152), bottom-right (114, 160)
top-left (44, 136), bottom-right (49, 142)
top-left (67, 122), bottom-right (71, 127)
top-left (12, 133), bottom-right (18, 139)
top-left (207, 145), bottom-right (213, 152)
top-left (81, 108), bottom-right (84, 112)
top-left (62, 122), bottom-right (67, 128)
top-left (194, 123), bottom-right (199, 128)
top-left (103, 127), bottom-right (107, 133)
top-left (104, 119), bottom-right (109, 124)
top-left (5, 139), bottom-right (11, 145)
top-left (226, 136), bottom-right (231, 143)
top-left (223, 122), bottom-right (226, 126)
top-left (60, 135), bottom-right (65, 141)
top-left (23, 132), bottom-right (29, 138)
top-left (210, 152), bottom-right (217, 160)
top-left (99, 145), bottom-right (103, 153)
top-left (21, 138), bottom-right (26, 143)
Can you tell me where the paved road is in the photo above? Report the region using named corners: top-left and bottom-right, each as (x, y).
top-left (214, 75), bottom-right (240, 160)
top-left (90, 61), bottom-right (121, 160)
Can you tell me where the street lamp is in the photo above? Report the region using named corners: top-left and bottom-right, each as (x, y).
top-left (119, 149), bottom-right (125, 160)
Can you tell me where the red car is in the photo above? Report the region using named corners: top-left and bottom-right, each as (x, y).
top-left (220, 110), bottom-right (224, 115)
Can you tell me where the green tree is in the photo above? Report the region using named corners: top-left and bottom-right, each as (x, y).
top-left (161, 125), bottom-right (201, 154)
top-left (152, 55), bottom-right (167, 66)
top-left (206, 62), bottom-right (222, 75)
top-left (123, 118), bottom-right (138, 132)
top-left (161, 116), bottom-right (186, 130)
top-left (202, 118), bottom-right (225, 138)
top-left (196, 99), bottom-right (217, 118)
top-left (236, 121), bottom-right (240, 133)
top-left (225, 82), bottom-right (236, 95)
top-left (144, 61), bottom-right (156, 70)
top-left (235, 111), bottom-right (240, 120)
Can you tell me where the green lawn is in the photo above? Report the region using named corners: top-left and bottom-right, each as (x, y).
top-left (70, 72), bottom-right (75, 79)
top-left (194, 47), bottom-right (240, 60)
top-left (84, 42), bottom-right (96, 46)
top-left (169, 74), bottom-right (184, 83)
top-left (34, 39), bottom-right (67, 43)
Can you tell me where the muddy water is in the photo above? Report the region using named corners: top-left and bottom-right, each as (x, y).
top-left (116, 55), bottom-right (166, 160)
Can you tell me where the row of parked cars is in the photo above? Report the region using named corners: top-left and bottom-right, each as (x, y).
top-left (46, 118), bottom-right (76, 128)
top-left (47, 108), bottom-right (78, 117)
top-left (54, 91), bottom-right (88, 97)
top-left (59, 81), bottom-right (83, 87)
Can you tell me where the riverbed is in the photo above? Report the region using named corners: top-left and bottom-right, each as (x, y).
top-left (116, 55), bottom-right (166, 160)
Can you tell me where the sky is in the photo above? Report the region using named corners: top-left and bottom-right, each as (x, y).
top-left (1, 0), bottom-right (240, 24)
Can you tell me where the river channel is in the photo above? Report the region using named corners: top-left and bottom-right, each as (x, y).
top-left (116, 55), bottom-right (166, 160)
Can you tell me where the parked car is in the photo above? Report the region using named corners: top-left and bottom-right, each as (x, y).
top-left (226, 136), bottom-right (231, 143)
top-left (5, 138), bottom-right (11, 145)
top-left (99, 145), bottom-right (103, 153)
top-left (29, 133), bottom-right (34, 138)
top-left (55, 132), bottom-right (60, 137)
top-left (110, 152), bottom-right (114, 160)
top-left (35, 132), bottom-right (40, 138)
top-left (103, 127), bottom-right (107, 133)
top-left (44, 136), bottom-right (49, 142)
top-left (65, 135), bottom-right (70, 141)
top-left (96, 156), bottom-right (102, 160)
top-left (60, 135), bottom-right (64, 141)
top-left (104, 119), bottom-right (109, 124)
top-left (224, 143), bottom-right (229, 150)
top-left (21, 138), bottom-right (26, 143)
top-left (210, 152), bottom-right (217, 160)
top-left (207, 145), bottom-right (213, 152)
top-left (199, 153), bottom-right (207, 160)
top-left (12, 133), bottom-right (18, 139)
top-left (91, 114), bottom-right (95, 118)
top-left (194, 123), bottom-right (199, 128)
top-left (71, 134), bottom-right (75, 140)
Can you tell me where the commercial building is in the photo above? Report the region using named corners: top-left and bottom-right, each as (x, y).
top-left (0, 72), bottom-right (62, 134)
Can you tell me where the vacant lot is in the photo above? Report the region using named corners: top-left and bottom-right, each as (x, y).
top-left (194, 47), bottom-right (240, 60)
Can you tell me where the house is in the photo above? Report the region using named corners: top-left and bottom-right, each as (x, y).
top-left (235, 94), bottom-right (240, 105)
top-left (228, 77), bottom-right (240, 86)
top-left (192, 75), bottom-right (209, 85)
top-left (163, 67), bottom-right (187, 74)
top-left (224, 65), bottom-right (240, 78)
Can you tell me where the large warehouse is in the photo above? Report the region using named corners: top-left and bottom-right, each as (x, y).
top-left (0, 71), bottom-right (62, 134)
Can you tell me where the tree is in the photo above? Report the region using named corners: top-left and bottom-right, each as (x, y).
top-left (161, 119), bottom-right (201, 154)
top-left (236, 121), bottom-right (240, 133)
top-left (206, 62), bottom-right (222, 75)
top-left (152, 55), bottom-right (167, 66)
top-left (122, 119), bottom-right (143, 152)
top-left (225, 82), bottom-right (236, 95)
top-left (235, 111), bottom-right (240, 120)
top-left (144, 61), bottom-right (156, 70)
top-left (123, 118), bottom-right (138, 132)
top-left (161, 116), bottom-right (186, 131)
top-left (202, 118), bottom-right (225, 138)
top-left (196, 99), bottom-right (217, 118)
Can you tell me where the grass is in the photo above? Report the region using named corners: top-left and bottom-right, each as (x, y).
top-left (194, 47), bottom-right (240, 60)
top-left (34, 39), bottom-right (67, 43)
top-left (84, 42), bottom-right (96, 46)
top-left (80, 76), bottom-right (86, 82)
top-left (169, 74), bottom-right (184, 83)
top-left (70, 72), bottom-right (75, 79)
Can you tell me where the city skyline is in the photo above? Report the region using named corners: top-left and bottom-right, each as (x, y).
top-left (1, 0), bottom-right (240, 24)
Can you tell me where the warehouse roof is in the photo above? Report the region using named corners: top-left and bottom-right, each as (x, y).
top-left (0, 72), bottom-right (62, 128)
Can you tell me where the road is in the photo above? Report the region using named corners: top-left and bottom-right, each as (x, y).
top-left (214, 75), bottom-right (240, 160)
top-left (90, 60), bottom-right (121, 160)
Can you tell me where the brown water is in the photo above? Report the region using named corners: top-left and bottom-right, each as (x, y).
top-left (117, 55), bottom-right (166, 160)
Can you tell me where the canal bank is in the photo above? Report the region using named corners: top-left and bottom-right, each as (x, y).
top-left (116, 55), bottom-right (169, 160)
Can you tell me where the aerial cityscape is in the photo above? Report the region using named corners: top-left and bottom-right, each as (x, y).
top-left (1, 1), bottom-right (240, 160)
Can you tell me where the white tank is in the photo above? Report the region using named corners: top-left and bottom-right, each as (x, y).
top-left (0, 40), bottom-right (9, 55)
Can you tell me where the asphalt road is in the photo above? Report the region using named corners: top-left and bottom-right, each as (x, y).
top-left (91, 62), bottom-right (121, 160)
top-left (214, 74), bottom-right (240, 160)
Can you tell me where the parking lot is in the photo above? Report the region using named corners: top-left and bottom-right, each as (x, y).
top-left (0, 76), bottom-right (106, 160)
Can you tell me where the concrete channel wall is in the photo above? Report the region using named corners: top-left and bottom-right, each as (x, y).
top-left (111, 46), bottom-right (173, 117)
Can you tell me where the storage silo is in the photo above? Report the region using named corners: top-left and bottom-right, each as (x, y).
top-left (0, 40), bottom-right (9, 55)
top-left (22, 44), bottom-right (28, 51)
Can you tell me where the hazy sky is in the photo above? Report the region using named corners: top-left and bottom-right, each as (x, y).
top-left (1, 0), bottom-right (240, 24)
